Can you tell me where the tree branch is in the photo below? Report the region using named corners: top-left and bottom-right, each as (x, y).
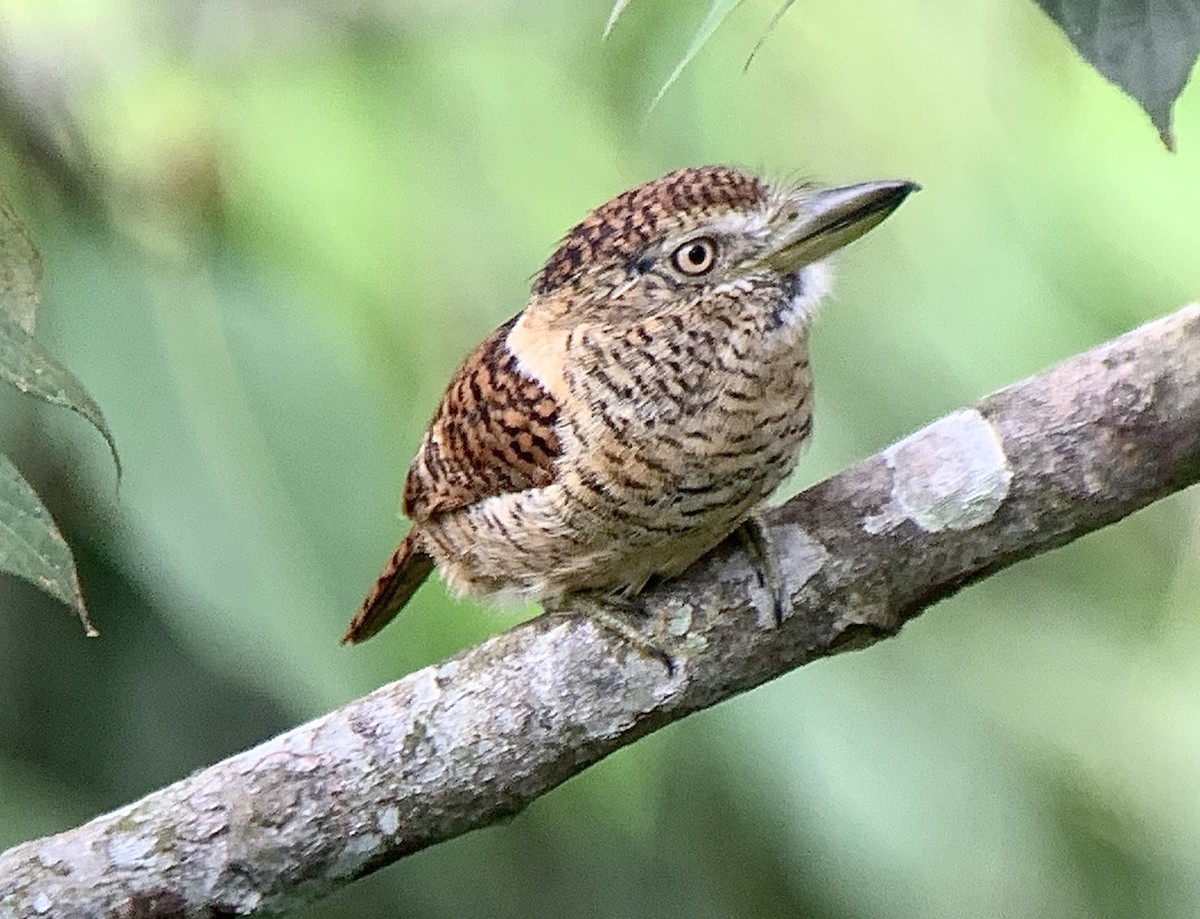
top-left (4, 304), bottom-right (1200, 919)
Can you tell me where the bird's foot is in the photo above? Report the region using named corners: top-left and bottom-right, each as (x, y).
top-left (550, 592), bottom-right (675, 677)
top-left (735, 515), bottom-right (788, 625)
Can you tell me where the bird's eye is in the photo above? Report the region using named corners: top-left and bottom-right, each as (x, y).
top-left (670, 237), bottom-right (718, 276)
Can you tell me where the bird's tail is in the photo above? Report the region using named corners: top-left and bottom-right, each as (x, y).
top-left (342, 530), bottom-right (435, 644)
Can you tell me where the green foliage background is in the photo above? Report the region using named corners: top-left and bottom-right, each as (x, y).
top-left (1, 1), bottom-right (1199, 916)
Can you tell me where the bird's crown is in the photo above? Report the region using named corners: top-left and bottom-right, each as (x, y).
top-left (534, 166), bottom-right (768, 296)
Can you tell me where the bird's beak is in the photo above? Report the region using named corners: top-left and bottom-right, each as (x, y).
top-left (762, 180), bottom-right (919, 274)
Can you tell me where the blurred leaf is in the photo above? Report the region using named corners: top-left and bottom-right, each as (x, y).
top-left (0, 453), bottom-right (94, 635)
top-left (649, 0), bottom-right (747, 111)
top-left (1032, 0), bottom-right (1200, 150)
top-left (744, 1), bottom-right (798, 72)
top-left (0, 190), bottom-right (43, 334)
top-left (0, 310), bottom-right (122, 482)
top-left (604, 0), bottom-right (634, 38)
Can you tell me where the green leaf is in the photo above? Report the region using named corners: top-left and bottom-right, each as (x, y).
top-left (604, 0), bottom-right (635, 39)
top-left (744, 0), bottom-right (798, 72)
top-left (0, 190), bottom-right (43, 334)
top-left (0, 453), bottom-right (95, 635)
top-left (1032, 0), bottom-right (1200, 150)
top-left (0, 310), bottom-right (122, 482)
top-left (649, 0), bottom-right (747, 112)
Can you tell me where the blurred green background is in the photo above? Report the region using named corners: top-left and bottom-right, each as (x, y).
top-left (1, 1), bottom-right (1199, 916)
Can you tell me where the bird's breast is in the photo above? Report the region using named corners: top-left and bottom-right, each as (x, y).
top-left (554, 308), bottom-right (814, 537)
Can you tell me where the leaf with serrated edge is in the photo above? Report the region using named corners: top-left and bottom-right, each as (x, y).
top-left (1033, 0), bottom-right (1200, 150)
top-left (0, 310), bottom-right (122, 482)
top-left (0, 453), bottom-right (95, 634)
top-left (648, 0), bottom-right (746, 112)
top-left (0, 190), bottom-right (42, 334)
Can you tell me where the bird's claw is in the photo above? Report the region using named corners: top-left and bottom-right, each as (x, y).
top-left (736, 515), bottom-right (788, 625)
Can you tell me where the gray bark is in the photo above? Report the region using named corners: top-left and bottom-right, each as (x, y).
top-left (3, 304), bottom-right (1199, 919)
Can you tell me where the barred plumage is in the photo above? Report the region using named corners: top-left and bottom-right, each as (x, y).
top-left (344, 166), bottom-right (916, 645)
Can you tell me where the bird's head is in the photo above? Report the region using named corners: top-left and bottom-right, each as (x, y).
top-left (530, 165), bottom-right (917, 328)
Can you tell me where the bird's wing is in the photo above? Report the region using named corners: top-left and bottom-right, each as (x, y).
top-left (344, 316), bottom-right (562, 645)
top-left (404, 315), bottom-right (562, 521)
